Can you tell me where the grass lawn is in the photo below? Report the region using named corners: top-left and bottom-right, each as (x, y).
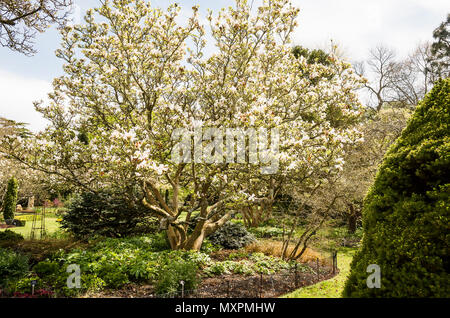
top-left (0, 217), bottom-right (61, 239)
top-left (281, 247), bottom-right (357, 298)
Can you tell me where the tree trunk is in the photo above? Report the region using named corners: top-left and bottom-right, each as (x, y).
top-left (348, 204), bottom-right (357, 233)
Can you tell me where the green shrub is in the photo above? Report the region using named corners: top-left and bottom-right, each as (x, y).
top-left (344, 79), bottom-right (450, 298)
top-left (2, 177), bottom-right (18, 220)
top-left (155, 260), bottom-right (199, 295)
top-left (231, 261), bottom-right (255, 275)
top-left (200, 238), bottom-right (220, 254)
top-left (33, 261), bottom-right (60, 278)
top-left (0, 248), bottom-right (29, 290)
top-left (249, 226), bottom-right (284, 238)
top-left (12, 219), bottom-right (26, 227)
top-left (61, 190), bottom-right (158, 238)
top-left (150, 231), bottom-right (171, 251)
top-left (0, 229), bottom-right (24, 245)
top-left (208, 222), bottom-right (256, 249)
top-left (14, 276), bottom-right (44, 293)
top-left (100, 270), bottom-right (130, 289)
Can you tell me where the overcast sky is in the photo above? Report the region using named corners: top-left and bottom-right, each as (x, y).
top-left (0, 0), bottom-right (448, 132)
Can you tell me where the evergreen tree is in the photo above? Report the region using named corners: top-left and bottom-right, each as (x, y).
top-left (2, 177), bottom-right (19, 220)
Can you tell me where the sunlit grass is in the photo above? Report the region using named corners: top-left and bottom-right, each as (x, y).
top-left (0, 217), bottom-right (61, 239)
top-left (281, 247), bottom-right (356, 298)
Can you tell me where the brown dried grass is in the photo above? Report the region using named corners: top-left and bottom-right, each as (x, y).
top-left (244, 239), bottom-right (326, 264)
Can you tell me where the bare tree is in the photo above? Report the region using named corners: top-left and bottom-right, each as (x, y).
top-left (389, 42), bottom-right (439, 107)
top-left (0, 0), bottom-right (72, 55)
top-left (355, 45), bottom-right (397, 112)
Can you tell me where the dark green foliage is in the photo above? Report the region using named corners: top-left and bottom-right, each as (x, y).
top-left (155, 260), bottom-right (200, 295)
top-left (61, 190), bottom-right (157, 238)
top-left (0, 229), bottom-right (24, 247)
top-left (344, 79), bottom-right (450, 297)
top-left (208, 221), bottom-right (256, 249)
top-left (2, 177), bottom-right (18, 220)
top-left (0, 248), bottom-right (29, 290)
top-left (150, 231), bottom-right (171, 251)
top-left (33, 261), bottom-right (60, 278)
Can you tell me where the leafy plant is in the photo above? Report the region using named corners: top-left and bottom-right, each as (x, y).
top-left (0, 248), bottom-right (29, 291)
top-left (155, 260), bottom-right (200, 295)
top-left (249, 226), bottom-right (284, 238)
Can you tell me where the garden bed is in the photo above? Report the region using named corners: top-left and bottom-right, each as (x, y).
top-left (83, 260), bottom-right (337, 298)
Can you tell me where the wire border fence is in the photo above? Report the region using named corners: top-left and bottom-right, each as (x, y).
top-left (149, 252), bottom-right (338, 298)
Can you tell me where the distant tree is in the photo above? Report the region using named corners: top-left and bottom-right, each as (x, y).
top-left (389, 42), bottom-right (439, 108)
top-left (330, 107), bottom-right (411, 233)
top-left (355, 45), bottom-right (397, 112)
top-left (0, 0), bottom-right (72, 55)
top-left (2, 177), bottom-right (18, 220)
top-left (430, 14), bottom-right (450, 79)
top-left (292, 45), bottom-right (331, 66)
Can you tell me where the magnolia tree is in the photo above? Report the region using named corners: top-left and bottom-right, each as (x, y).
top-left (0, 0), bottom-right (364, 250)
top-left (239, 44), bottom-right (364, 228)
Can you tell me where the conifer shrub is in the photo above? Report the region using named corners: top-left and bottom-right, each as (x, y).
top-left (2, 177), bottom-right (19, 221)
top-left (343, 79), bottom-right (450, 297)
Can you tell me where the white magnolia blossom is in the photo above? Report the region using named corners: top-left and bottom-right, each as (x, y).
top-left (0, 0), bottom-right (365, 250)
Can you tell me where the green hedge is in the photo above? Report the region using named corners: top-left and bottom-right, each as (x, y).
top-left (343, 79), bottom-right (450, 297)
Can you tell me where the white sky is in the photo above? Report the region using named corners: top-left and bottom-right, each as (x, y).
top-left (0, 0), bottom-right (448, 132)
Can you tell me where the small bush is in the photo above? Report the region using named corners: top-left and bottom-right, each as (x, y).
top-left (208, 222), bottom-right (256, 249)
top-left (11, 219), bottom-right (26, 227)
top-left (150, 232), bottom-right (171, 251)
top-left (33, 261), bottom-right (60, 278)
top-left (204, 254), bottom-right (292, 277)
top-left (62, 190), bottom-right (157, 238)
top-left (155, 260), bottom-right (199, 295)
top-left (200, 238), bottom-right (220, 254)
top-left (14, 276), bottom-right (45, 294)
